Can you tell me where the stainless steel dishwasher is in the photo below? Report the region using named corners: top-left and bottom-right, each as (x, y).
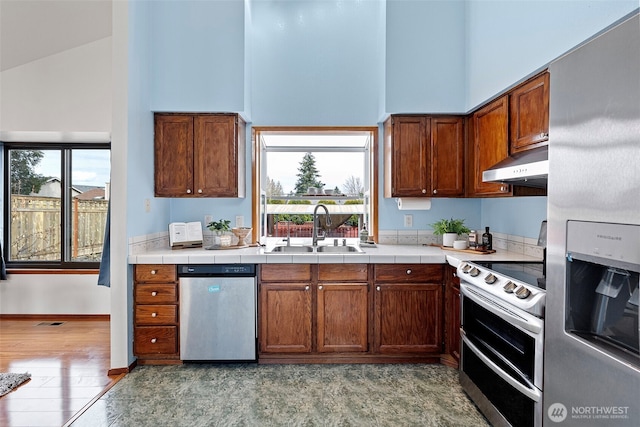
top-left (178, 264), bottom-right (257, 361)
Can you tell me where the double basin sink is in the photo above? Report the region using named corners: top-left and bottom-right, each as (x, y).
top-left (268, 245), bottom-right (364, 254)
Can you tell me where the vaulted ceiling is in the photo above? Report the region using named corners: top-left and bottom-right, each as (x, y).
top-left (0, 0), bottom-right (111, 72)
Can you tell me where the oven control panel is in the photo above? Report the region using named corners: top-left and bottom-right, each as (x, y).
top-left (457, 261), bottom-right (545, 318)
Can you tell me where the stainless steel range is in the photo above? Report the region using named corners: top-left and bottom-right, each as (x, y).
top-left (458, 260), bottom-right (546, 427)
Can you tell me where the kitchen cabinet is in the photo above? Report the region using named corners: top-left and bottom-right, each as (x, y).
top-left (509, 72), bottom-right (549, 154)
top-left (384, 115), bottom-right (464, 198)
top-left (133, 264), bottom-right (180, 362)
top-left (467, 96), bottom-right (512, 197)
top-left (154, 113), bottom-right (245, 197)
top-left (259, 265), bottom-right (313, 354)
top-left (373, 264), bottom-right (444, 354)
top-left (317, 264), bottom-right (369, 353)
top-left (443, 264), bottom-right (461, 368)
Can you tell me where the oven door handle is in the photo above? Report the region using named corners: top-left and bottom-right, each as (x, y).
top-left (463, 335), bottom-right (542, 402)
top-left (460, 283), bottom-right (543, 334)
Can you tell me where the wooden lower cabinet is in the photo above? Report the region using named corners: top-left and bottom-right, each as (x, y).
top-left (133, 264), bottom-right (180, 363)
top-left (317, 283), bottom-right (368, 353)
top-left (259, 282), bottom-right (312, 353)
top-left (443, 264), bottom-right (461, 368)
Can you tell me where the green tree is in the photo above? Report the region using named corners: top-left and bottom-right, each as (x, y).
top-left (10, 150), bottom-right (49, 195)
top-left (293, 153), bottom-right (324, 195)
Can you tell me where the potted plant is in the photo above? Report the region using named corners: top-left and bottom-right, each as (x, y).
top-left (430, 218), bottom-right (471, 247)
top-left (207, 219), bottom-right (232, 247)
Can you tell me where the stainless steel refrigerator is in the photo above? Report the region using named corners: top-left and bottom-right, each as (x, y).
top-left (544, 11), bottom-right (640, 427)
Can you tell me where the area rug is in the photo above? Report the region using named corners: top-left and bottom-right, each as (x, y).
top-left (0, 373), bottom-right (31, 397)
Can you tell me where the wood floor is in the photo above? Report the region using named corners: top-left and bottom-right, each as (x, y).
top-left (0, 317), bottom-right (120, 427)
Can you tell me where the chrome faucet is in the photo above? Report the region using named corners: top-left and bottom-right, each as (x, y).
top-left (312, 204), bottom-right (332, 247)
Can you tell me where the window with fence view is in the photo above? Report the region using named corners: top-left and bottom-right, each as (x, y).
top-left (5, 146), bottom-right (110, 267)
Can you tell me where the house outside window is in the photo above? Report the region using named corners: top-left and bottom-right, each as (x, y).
top-left (3, 143), bottom-right (111, 269)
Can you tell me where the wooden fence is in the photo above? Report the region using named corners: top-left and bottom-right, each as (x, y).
top-left (10, 195), bottom-right (108, 261)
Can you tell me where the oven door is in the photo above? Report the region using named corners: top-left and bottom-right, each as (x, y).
top-left (460, 283), bottom-right (543, 427)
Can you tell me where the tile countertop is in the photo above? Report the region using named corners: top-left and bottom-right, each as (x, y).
top-left (128, 244), bottom-right (542, 267)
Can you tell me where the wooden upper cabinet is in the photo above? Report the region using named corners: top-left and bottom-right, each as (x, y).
top-left (431, 117), bottom-right (464, 196)
top-left (384, 115), bottom-right (464, 198)
top-left (509, 72), bottom-right (550, 154)
top-left (469, 96), bottom-right (511, 197)
top-left (154, 113), bottom-right (245, 197)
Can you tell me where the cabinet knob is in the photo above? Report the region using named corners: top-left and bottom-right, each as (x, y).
top-left (151, 291), bottom-right (157, 297)
top-left (422, 189), bottom-right (427, 194)
top-left (318, 285), bottom-right (323, 290)
top-left (305, 286), bottom-right (310, 291)
top-left (150, 338), bottom-right (157, 344)
top-left (150, 270), bottom-right (157, 275)
top-left (406, 269), bottom-right (412, 275)
top-left (186, 189), bottom-right (192, 194)
top-left (376, 286), bottom-right (381, 291)
top-left (433, 189), bottom-right (437, 194)
top-left (198, 189), bottom-right (203, 194)
top-left (151, 312), bottom-right (157, 317)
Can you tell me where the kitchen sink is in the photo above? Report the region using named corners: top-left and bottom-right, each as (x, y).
top-left (268, 245), bottom-right (314, 253)
top-left (267, 245), bottom-right (364, 254)
top-left (316, 245), bottom-right (363, 253)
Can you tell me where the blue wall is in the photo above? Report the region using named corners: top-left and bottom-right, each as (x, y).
top-left (134, 0), bottom-right (637, 241)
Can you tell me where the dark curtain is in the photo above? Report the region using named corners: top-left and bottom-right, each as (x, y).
top-left (97, 200), bottom-right (110, 287)
top-left (1, 241), bottom-right (6, 280)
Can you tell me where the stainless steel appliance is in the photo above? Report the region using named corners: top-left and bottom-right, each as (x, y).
top-left (458, 260), bottom-right (546, 427)
top-left (482, 145), bottom-right (548, 189)
top-left (545, 11), bottom-right (640, 427)
top-left (179, 264), bottom-right (257, 361)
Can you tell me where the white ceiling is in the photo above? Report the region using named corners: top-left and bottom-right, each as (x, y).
top-left (0, 0), bottom-right (112, 72)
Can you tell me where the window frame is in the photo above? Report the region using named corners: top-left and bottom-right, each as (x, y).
top-left (3, 141), bottom-right (111, 270)
top-left (251, 126), bottom-right (378, 245)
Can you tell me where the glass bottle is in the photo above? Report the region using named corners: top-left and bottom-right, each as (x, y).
top-left (360, 224), bottom-right (369, 242)
top-left (482, 226), bottom-right (493, 251)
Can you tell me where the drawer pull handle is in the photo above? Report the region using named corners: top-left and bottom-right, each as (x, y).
top-left (150, 338), bottom-right (157, 344)
top-left (406, 269), bottom-right (412, 275)
top-left (318, 285), bottom-right (323, 290)
top-left (151, 291), bottom-right (158, 297)
top-left (376, 286), bottom-right (381, 291)
top-left (151, 270), bottom-right (157, 275)
top-left (305, 286), bottom-right (310, 291)
top-left (151, 312), bottom-right (157, 317)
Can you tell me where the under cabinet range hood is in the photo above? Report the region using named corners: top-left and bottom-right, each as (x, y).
top-left (482, 146), bottom-right (548, 188)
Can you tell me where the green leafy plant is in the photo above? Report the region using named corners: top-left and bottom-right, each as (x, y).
top-left (207, 219), bottom-right (231, 233)
top-left (430, 218), bottom-right (470, 236)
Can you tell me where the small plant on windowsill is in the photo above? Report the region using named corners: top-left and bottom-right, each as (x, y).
top-left (430, 218), bottom-right (470, 247)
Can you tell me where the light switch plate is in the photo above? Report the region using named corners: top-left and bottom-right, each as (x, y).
top-left (235, 216), bottom-right (244, 227)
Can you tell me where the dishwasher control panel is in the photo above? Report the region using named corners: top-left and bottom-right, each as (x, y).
top-left (178, 264), bottom-right (256, 277)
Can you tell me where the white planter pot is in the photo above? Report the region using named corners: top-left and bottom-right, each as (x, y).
top-left (442, 233), bottom-right (458, 247)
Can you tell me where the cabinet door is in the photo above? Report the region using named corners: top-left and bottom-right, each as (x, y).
top-left (444, 265), bottom-right (461, 364)
top-left (510, 72), bottom-right (549, 154)
top-left (471, 96), bottom-right (511, 196)
top-left (431, 117), bottom-right (464, 197)
top-left (317, 283), bottom-right (368, 353)
top-left (259, 283), bottom-right (312, 353)
top-left (194, 115), bottom-right (239, 197)
top-left (154, 115), bottom-right (194, 196)
top-left (374, 283), bottom-right (443, 354)
top-left (387, 116), bottom-right (429, 197)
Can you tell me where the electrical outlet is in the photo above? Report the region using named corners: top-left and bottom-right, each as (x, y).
top-left (204, 215), bottom-right (213, 227)
top-left (144, 199), bottom-right (151, 213)
top-left (235, 216), bottom-right (244, 228)
top-left (404, 214), bottom-right (413, 228)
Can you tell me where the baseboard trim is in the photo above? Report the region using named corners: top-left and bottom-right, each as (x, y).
top-left (0, 314), bottom-right (110, 321)
top-left (108, 359), bottom-right (137, 376)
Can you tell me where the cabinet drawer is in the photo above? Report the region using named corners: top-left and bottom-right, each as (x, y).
top-left (134, 326), bottom-right (178, 355)
top-left (135, 264), bottom-right (176, 283)
top-left (318, 264), bottom-right (368, 282)
top-left (261, 264), bottom-right (311, 282)
top-left (374, 264), bottom-right (443, 283)
top-left (135, 305), bottom-right (178, 325)
top-left (135, 284), bottom-right (178, 304)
